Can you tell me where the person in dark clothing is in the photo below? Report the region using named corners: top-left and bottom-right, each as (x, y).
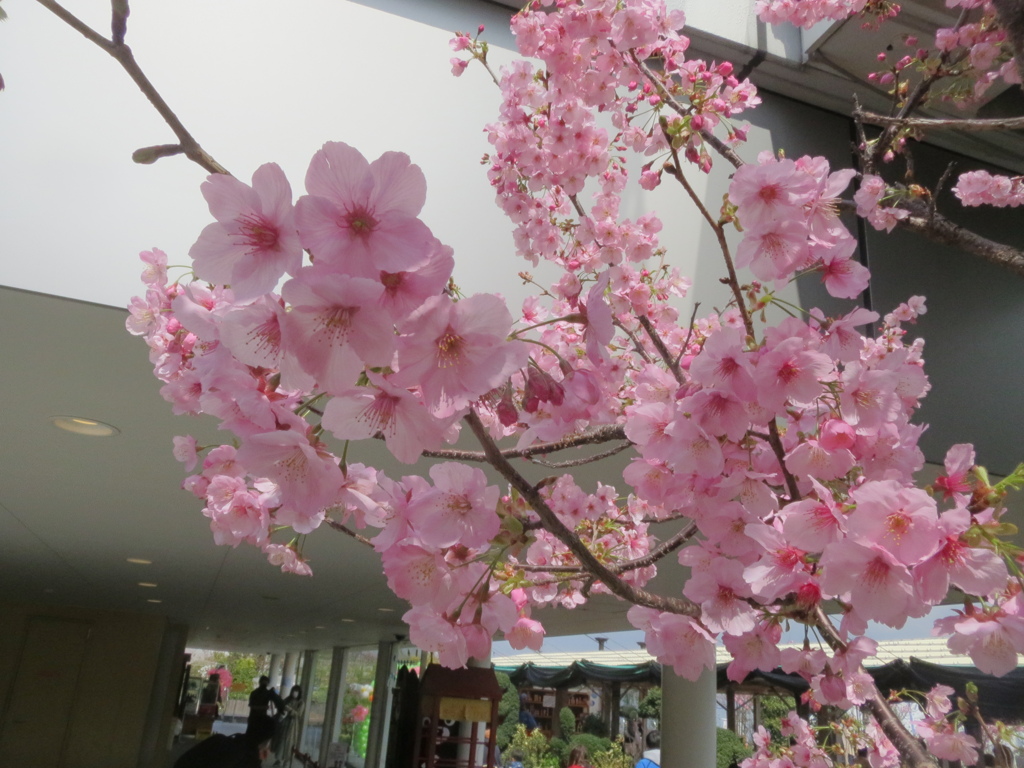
top-left (247, 675), bottom-right (284, 737)
top-left (517, 692), bottom-right (538, 730)
top-left (174, 718), bottom-right (274, 768)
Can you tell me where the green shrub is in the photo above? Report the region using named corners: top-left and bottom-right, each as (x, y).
top-left (758, 695), bottom-right (796, 744)
top-left (508, 724), bottom-right (554, 768)
top-left (716, 727), bottom-right (752, 768)
top-left (559, 706), bottom-right (577, 737)
top-left (590, 738), bottom-right (634, 768)
top-left (548, 737), bottom-right (569, 767)
top-left (496, 672), bottom-right (521, 750)
top-left (569, 733), bottom-right (614, 761)
top-left (637, 688), bottom-right (661, 723)
top-left (580, 714), bottom-right (608, 737)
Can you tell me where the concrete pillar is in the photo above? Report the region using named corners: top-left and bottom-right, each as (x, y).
top-left (609, 682), bottom-right (621, 739)
top-left (365, 640), bottom-right (396, 768)
top-left (138, 622), bottom-right (189, 766)
top-left (298, 650), bottom-right (317, 753)
top-left (661, 666), bottom-right (717, 768)
top-left (268, 653), bottom-right (284, 690)
top-left (318, 646), bottom-right (348, 768)
top-left (282, 652), bottom-right (299, 693)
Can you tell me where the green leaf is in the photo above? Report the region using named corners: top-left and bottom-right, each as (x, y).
top-left (994, 462), bottom-right (1024, 492)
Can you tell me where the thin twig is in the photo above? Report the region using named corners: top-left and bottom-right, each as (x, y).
top-left (111, 0), bottom-right (129, 45)
top-left (35, 0), bottom-right (229, 175)
top-left (419, 424), bottom-right (629, 463)
top-left (673, 301), bottom-right (701, 370)
top-left (638, 315), bottom-right (683, 385)
top-left (856, 109), bottom-right (1024, 133)
top-left (629, 52), bottom-right (744, 170)
top-left (324, 518), bottom-right (375, 547)
top-left (813, 608), bottom-right (938, 768)
top-left (865, 8), bottom-right (970, 170)
top-left (524, 441), bottom-right (632, 468)
top-left (464, 408), bottom-right (700, 617)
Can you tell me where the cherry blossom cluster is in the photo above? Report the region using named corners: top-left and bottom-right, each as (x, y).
top-left (755, 0), bottom-right (870, 29)
top-left (463, 0), bottom-right (759, 269)
top-left (914, 683), bottom-right (981, 764)
top-left (744, 711), bottom-right (835, 768)
top-left (853, 174), bottom-right (911, 232)
top-left (129, 1), bottom-right (1024, 761)
top-left (730, 151), bottom-right (865, 295)
top-left (953, 170), bottom-right (1024, 207)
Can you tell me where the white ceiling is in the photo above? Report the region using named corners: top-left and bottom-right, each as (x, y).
top-left (0, 285), bottom-right (640, 653)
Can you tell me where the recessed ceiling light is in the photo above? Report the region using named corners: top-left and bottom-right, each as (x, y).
top-left (341, 618), bottom-right (355, 623)
top-left (50, 416), bottom-right (120, 437)
top-left (377, 608), bottom-right (394, 613)
top-left (138, 582), bottom-right (158, 588)
top-left (147, 599), bottom-right (162, 604)
top-left (127, 557), bottom-right (152, 565)
top-left (314, 626), bottom-right (326, 630)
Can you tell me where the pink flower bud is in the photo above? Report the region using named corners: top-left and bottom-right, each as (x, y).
top-left (819, 419), bottom-right (856, 451)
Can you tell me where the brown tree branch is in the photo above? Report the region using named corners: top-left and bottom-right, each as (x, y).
top-left (856, 109), bottom-right (1024, 133)
top-left (524, 441), bottom-right (632, 468)
top-left (845, 195), bottom-right (1024, 278)
top-left (812, 608), bottom-right (938, 768)
top-left (419, 424), bottom-right (629, 463)
top-left (900, 198), bottom-right (1024, 277)
top-left (111, 0), bottom-right (129, 45)
top-left (34, 0), bottom-right (229, 175)
top-left (865, 8), bottom-right (971, 171)
top-left (325, 517), bottom-right (375, 547)
top-left (464, 408), bottom-right (700, 617)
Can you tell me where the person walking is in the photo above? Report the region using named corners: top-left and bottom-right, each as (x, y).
top-left (247, 675), bottom-right (283, 738)
top-left (273, 684), bottom-right (305, 766)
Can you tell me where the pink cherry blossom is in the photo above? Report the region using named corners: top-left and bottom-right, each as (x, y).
top-left (235, 430), bottom-right (342, 533)
top-left (190, 163), bottom-right (302, 300)
top-left (394, 293), bottom-right (525, 409)
top-left (263, 542), bottom-right (313, 576)
top-left (381, 542), bottom-right (452, 608)
top-left (724, 622), bottom-right (782, 681)
top-left (505, 617), bottom-right (546, 651)
top-left (321, 372), bottom-right (449, 464)
top-left (627, 606), bottom-right (716, 681)
top-left (916, 721), bottom-right (979, 765)
top-left (295, 141), bottom-right (435, 276)
top-left (847, 480), bottom-right (941, 565)
top-left (683, 556), bottom-right (758, 635)
top-left (819, 540), bottom-right (923, 628)
top-left (730, 157), bottom-right (819, 230)
top-left (281, 269), bottom-right (393, 394)
top-left (933, 443), bottom-right (975, 501)
top-left (410, 463), bottom-right (500, 550)
top-left (914, 506), bottom-right (1008, 602)
top-left (936, 607), bottom-right (1024, 676)
top-left (404, 606), bottom-right (468, 669)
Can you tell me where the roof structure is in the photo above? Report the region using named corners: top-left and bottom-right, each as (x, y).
top-left (494, 638), bottom-right (1024, 723)
top-left (493, 636), bottom-right (1020, 670)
